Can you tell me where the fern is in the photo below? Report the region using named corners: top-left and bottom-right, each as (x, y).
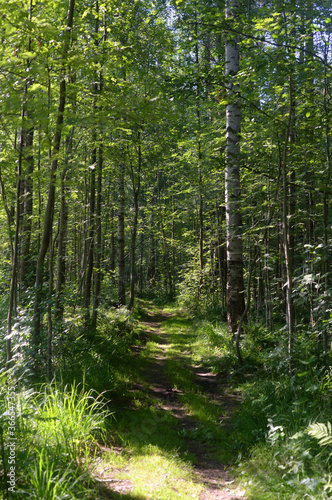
top-left (307, 422), bottom-right (332, 447)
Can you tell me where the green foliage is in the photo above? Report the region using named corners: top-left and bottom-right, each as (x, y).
top-left (0, 382), bottom-right (108, 498)
top-left (177, 264), bottom-right (224, 318)
top-left (191, 320), bottom-right (237, 373)
top-left (229, 362), bottom-right (332, 498)
top-left (30, 384), bottom-right (107, 462)
top-left (172, 312), bottom-right (332, 498)
top-left (97, 306), bottom-right (136, 339)
top-left (57, 306), bottom-right (142, 395)
top-left (25, 449), bottom-right (89, 500)
top-left (307, 422), bottom-right (332, 451)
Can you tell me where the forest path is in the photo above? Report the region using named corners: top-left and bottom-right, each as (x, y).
top-left (94, 306), bottom-right (246, 500)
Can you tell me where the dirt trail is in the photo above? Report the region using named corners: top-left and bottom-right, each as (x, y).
top-left (95, 309), bottom-right (246, 500)
top-left (139, 311), bottom-right (245, 500)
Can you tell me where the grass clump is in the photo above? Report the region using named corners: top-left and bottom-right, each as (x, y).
top-left (0, 380), bottom-right (109, 499)
top-left (30, 383), bottom-right (107, 462)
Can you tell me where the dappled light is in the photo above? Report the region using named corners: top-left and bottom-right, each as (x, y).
top-left (0, 0), bottom-right (332, 498)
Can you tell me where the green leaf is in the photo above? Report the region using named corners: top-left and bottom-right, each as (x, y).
top-left (307, 422), bottom-right (332, 447)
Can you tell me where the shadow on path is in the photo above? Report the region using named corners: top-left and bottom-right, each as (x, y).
top-left (95, 308), bottom-right (245, 500)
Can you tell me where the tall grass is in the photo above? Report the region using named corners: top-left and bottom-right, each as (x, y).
top-left (1, 381), bottom-right (109, 499)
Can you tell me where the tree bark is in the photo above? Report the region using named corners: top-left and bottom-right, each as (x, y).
top-left (6, 123), bottom-right (23, 363)
top-left (92, 145), bottom-right (103, 330)
top-left (128, 136), bottom-right (141, 310)
top-left (55, 130), bottom-right (74, 323)
top-left (323, 45), bottom-right (331, 362)
top-left (110, 205), bottom-right (116, 284)
top-left (7, 1), bottom-right (34, 362)
top-left (117, 161), bottom-right (126, 305)
top-left (47, 234), bottom-right (54, 381)
top-left (84, 142), bottom-right (96, 327)
top-left (20, 125), bottom-right (34, 288)
top-left (32, 0), bottom-right (75, 373)
top-left (194, 20), bottom-right (204, 274)
top-left (225, 0), bottom-right (245, 334)
top-left (280, 74), bottom-right (295, 379)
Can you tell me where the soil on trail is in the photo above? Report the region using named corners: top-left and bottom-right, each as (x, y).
top-left (96, 309), bottom-right (246, 500)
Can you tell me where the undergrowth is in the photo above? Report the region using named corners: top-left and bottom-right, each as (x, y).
top-left (2, 301), bottom-right (332, 499)
top-left (0, 306), bottom-right (138, 499)
top-left (185, 313), bottom-right (332, 499)
top-left (0, 377), bottom-right (109, 499)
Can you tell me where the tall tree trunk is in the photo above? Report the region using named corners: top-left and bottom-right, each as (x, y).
top-left (225, 0), bottom-right (245, 334)
top-left (90, 0), bottom-right (105, 330)
top-left (84, 143), bottom-right (96, 327)
top-left (128, 189), bottom-right (139, 309)
top-left (216, 195), bottom-right (226, 314)
top-left (20, 125), bottom-right (34, 288)
top-left (157, 173), bottom-right (173, 298)
top-left (32, 0), bottom-right (75, 373)
top-left (148, 212), bottom-right (156, 285)
top-left (92, 145), bottom-right (103, 330)
top-left (117, 161), bottom-right (126, 305)
top-left (47, 233), bottom-right (54, 381)
top-left (280, 74), bottom-right (295, 378)
top-left (19, 0), bottom-right (35, 289)
top-left (79, 169), bottom-right (89, 295)
top-left (171, 167), bottom-right (176, 287)
top-left (55, 130), bottom-right (74, 323)
top-left (7, 0), bottom-right (34, 362)
top-left (110, 205), bottom-right (116, 284)
top-left (195, 16), bottom-right (204, 273)
top-left (128, 137), bottom-right (141, 310)
top-left (139, 223), bottom-right (144, 294)
top-left (323, 43), bottom-right (331, 362)
top-left (161, 223), bottom-right (173, 298)
top-left (6, 122), bottom-right (24, 363)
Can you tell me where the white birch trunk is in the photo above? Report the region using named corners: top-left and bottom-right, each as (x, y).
top-left (225, 0), bottom-right (245, 334)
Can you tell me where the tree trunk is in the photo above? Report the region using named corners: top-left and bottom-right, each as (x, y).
top-left (6, 124), bottom-right (23, 363)
top-left (194, 19), bottom-right (204, 274)
top-left (55, 131), bottom-right (73, 323)
top-left (84, 143), bottom-right (96, 327)
top-left (117, 161), bottom-right (126, 305)
top-left (110, 206), bottom-right (116, 284)
top-left (20, 125), bottom-right (34, 288)
top-left (128, 137), bottom-right (141, 310)
top-left (32, 0), bottom-right (75, 373)
top-left (281, 74), bottom-right (295, 379)
top-left (92, 145), bottom-right (103, 330)
top-left (139, 224), bottom-right (144, 294)
top-left (47, 234), bottom-right (54, 381)
top-left (161, 223), bottom-right (173, 298)
top-left (323, 47), bottom-right (331, 362)
top-left (225, 0), bottom-right (245, 334)
top-left (91, 1), bottom-right (105, 330)
top-left (128, 189), bottom-right (139, 309)
top-left (7, 1), bottom-right (34, 362)
top-left (148, 212), bottom-right (156, 285)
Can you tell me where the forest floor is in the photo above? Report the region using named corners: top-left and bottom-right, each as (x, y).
top-left (92, 305), bottom-right (247, 500)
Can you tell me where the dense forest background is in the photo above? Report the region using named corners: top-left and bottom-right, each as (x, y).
top-left (1, 0), bottom-right (332, 498)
